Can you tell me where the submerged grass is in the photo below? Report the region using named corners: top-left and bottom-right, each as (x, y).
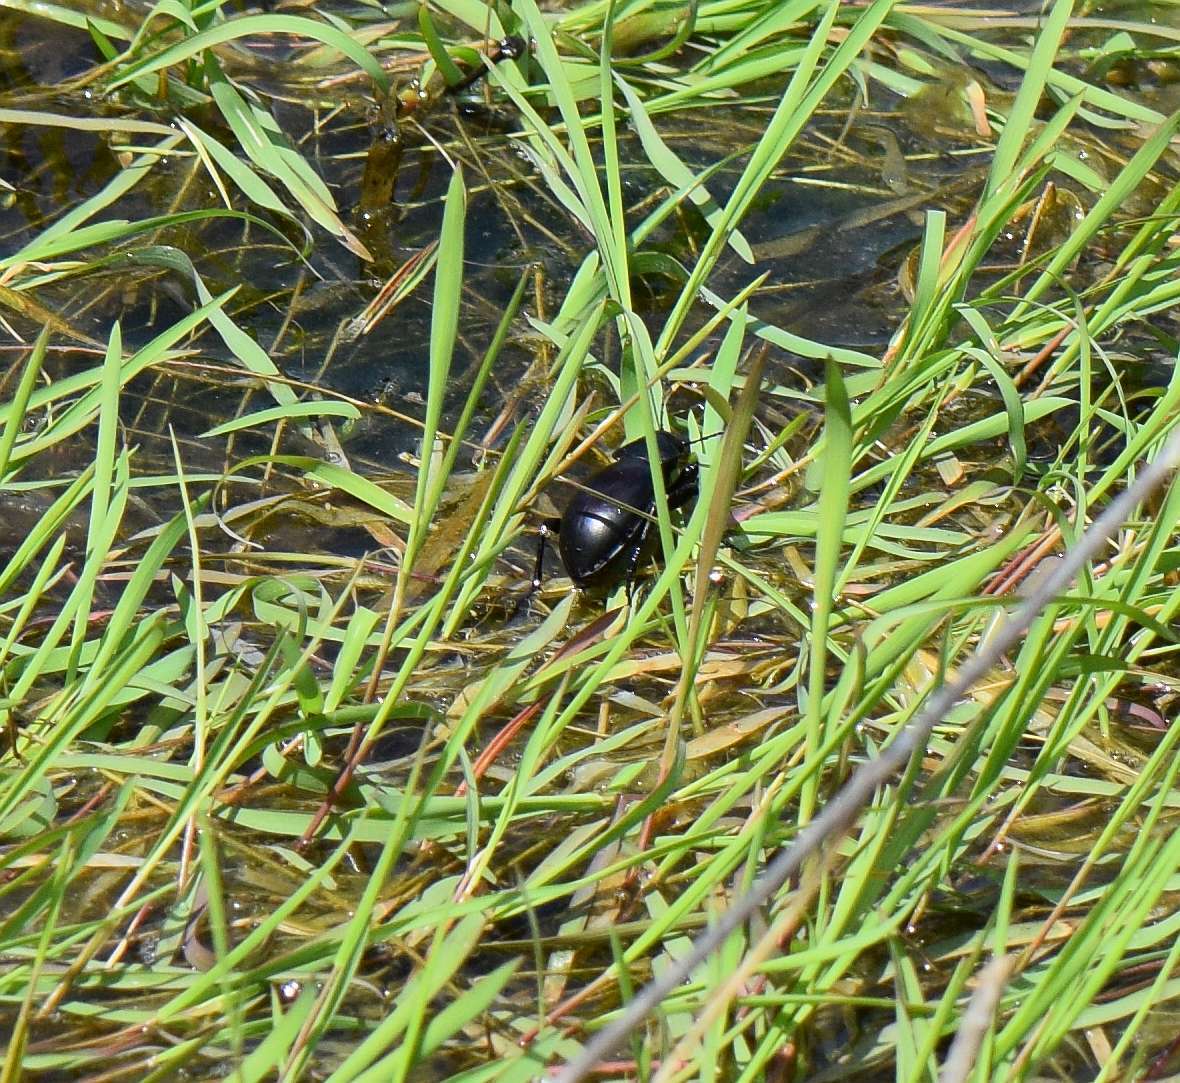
top-left (2, 0), bottom-right (1180, 1079)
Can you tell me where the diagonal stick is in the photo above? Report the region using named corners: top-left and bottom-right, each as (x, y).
top-left (554, 425), bottom-right (1180, 1083)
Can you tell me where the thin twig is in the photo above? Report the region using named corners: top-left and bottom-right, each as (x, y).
top-left (939, 955), bottom-right (1016, 1083)
top-left (552, 426), bottom-right (1180, 1083)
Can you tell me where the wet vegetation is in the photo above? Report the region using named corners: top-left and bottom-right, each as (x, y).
top-left (3, 0), bottom-right (1180, 1078)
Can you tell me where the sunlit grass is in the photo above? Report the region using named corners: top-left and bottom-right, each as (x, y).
top-left (1, 0), bottom-right (1180, 1078)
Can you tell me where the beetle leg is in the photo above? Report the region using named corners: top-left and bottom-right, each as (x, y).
top-left (667, 463), bottom-right (700, 511)
top-left (532, 518), bottom-right (561, 594)
top-left (622, 531), bottom-right (648, 604)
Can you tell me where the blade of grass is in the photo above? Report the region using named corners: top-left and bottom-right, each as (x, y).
top-left (799, 357), bottom-right (853, 825)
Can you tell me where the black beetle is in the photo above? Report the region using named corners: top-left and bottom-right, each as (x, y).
top-left (535, 430), bottom-right (700, 592)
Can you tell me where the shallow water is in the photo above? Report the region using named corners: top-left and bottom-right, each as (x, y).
top-left (5, 3), bottom-right (1180, 1078)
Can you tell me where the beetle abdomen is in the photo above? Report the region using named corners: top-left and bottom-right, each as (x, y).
top-left (559, 460), bottom-right (655, 587)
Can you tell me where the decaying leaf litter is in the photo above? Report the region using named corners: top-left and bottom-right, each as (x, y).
top-left (3, 0), bottom-right (1180, 1078)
